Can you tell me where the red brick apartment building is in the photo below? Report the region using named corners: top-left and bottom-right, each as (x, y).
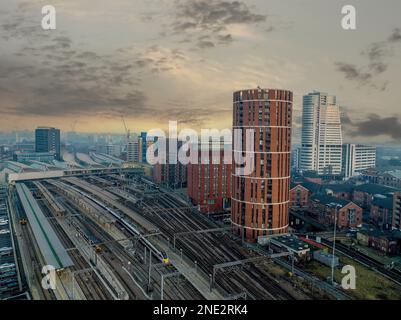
top-left (357, 230), bottom-right (401, 255)
top-left (370, 196), bottom-right (393, 228)
top-left (153, 139), bottom-right (187, 189)
top-left (290, 184), bottom-right (310, 209)
top-left (352, 183), bottom-right (398, 208)
top-left (231, 88), bottom-right (293, 242)
top-left (310, 195), bottom-right (362, 228)
top-left (187, 143), bottom-right (231, 213)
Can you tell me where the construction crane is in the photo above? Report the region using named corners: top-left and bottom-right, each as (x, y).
top-left (70, 120), bottom-right (78, 132)
top-left (121, 116), bottom-right (131, 144)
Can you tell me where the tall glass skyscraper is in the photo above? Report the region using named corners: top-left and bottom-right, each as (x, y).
top-left (35, 127), bottom-right (61, 161)
top-left (300, 91), bottom-right (343, 175)
top-left (140, 132), bottom-right (147, 163)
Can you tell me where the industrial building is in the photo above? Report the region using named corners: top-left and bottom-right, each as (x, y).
top-left (231, 88), bottom-right (293, 242)
top-left (13, 151), bottom-right (56, 163)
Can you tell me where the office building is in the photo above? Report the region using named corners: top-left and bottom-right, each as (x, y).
top-left (300, 91), bottom-right (343, 175)
top-left (140, 132), bottom-right (148, 163)
top-left (231, 88), bottom-right (293, 242)
top-left (35, 127), bottom-right (61, 160)
top-left (106, 144), bottom-right (122, 157)
top-left (342, 144), bottom-right (376, 179)
top-left (127, 134), bottom-right (140, 162)
top-left (291, 147), bottom-right (300, 171)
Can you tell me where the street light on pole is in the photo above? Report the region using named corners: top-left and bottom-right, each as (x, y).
top-left (331, 203), bottom-right (341, 286)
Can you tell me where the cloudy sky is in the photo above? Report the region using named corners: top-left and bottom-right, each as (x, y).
top-left (0, 0), bottom-right (401, 144)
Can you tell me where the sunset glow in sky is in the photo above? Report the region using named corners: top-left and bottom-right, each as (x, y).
top-left (1, 0), bottom-right (401, 144)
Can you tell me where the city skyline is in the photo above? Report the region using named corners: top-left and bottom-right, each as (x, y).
top-left (1, 0), bottom-right (401, 145)
top-left (3, 0), bottom-right (401, 305)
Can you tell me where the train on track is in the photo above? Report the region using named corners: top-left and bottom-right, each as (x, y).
top-left (70, 218), bottom-right (103, 253)
top-left (67, 183), bottom-right (170, 266)
top-left (160, 251), bottom-right (170, 266)
top-left (140, 178), bottom-right (160, 190)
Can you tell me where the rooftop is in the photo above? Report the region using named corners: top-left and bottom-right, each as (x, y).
top-left (322, 183), bottom-right (354, 193)
top-left (15, 183), bottom-right (74, 270)
top-left (386, 170), bottom-right (401, 180)
top-left (359, 229), bottom-right (401, 240)
top-left (270, 235), bottom-right (311, 253)
top-left (372, 196), bottom-right (394, 210)
top-left (291, 180), bottom-right (322, 194)
top-left (354, 183), bottom-right (399, 195)
top-left (310, 194), bottom-right (352, 208)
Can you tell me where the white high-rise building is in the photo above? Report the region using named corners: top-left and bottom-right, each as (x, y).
top-left (300, 91), bottom-right (343, 175)
top-left (342, 144), bottom-right (376, 178)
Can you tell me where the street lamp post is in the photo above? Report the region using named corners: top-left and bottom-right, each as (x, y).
top-left (148, 251), bottom-right (152, 287)
top-left (331, 204), bottom-right (340, 285)
top-left (160, 274), bottom-right (166, 301)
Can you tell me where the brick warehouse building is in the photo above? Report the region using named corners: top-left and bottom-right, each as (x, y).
top-left (231, 88), bottom-right (293, 242)
top-left (309, 195), bottom-right (363, 228)
top-left (290, 183), bottom-right (310, 209)
top-left (187, 143), bottom-right (232, 213)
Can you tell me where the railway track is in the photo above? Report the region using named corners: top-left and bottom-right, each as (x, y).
top-left (134, 191), bottom-right (296, 300)
top-left (36, 176), bottom-right (301, 300)
top-left (33, 187), bottom-right (112, 300)
top-left (53, 185), bottom-right (203, 300)
top-left (321, 238), bottom-right (401, 285)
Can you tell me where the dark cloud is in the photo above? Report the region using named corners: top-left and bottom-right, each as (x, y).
top-left (134, 46), bottom-right (187, 73)
top-left (345, 113), bottom-right (401, 140)
top-left (340, 112), bottom-right (353, 126)
top-left (363, 42), bottom-right (389, 61)
top-left (335, 28), bottom-right (401, 90)
top-left (197, 40), bottom-right (215, 49)
top-left (335, 62), bottom-right (372, 83)
top-left (172, 0), bottom-right (267, 49)
top-left (388, 28), bottom-right (401, 43)
top-left (174, 0), bottom-right (266, 31)
top-left (0, 53), bottom-right (147, 118)
top-left (0, 5), bottom-right (205, 126)
top-left (1, 2), bottom-right (226, 125)
top-left (216, 33), bottom-right (233, 45)
top-left (0, 4), bottom-right (147, 120)
top-left (151, 105), bottom-right (231, 127)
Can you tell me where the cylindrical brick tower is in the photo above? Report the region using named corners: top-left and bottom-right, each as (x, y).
top-left (231, 88), bottom-right (293, 242)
